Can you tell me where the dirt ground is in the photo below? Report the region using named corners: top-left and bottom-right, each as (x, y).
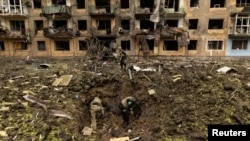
top-left (1, 56), bottom-right (250, 141)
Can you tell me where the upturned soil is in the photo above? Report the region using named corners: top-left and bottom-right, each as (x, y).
top-left (1, 56), bottom-right (250, 141)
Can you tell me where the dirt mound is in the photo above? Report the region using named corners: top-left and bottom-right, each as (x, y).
top-left (1, 57), bottom-right (250, 141)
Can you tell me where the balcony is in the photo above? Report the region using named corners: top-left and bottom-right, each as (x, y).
top-left (43, 26), bottom-right (75, 39)
top-left (40, 5), bottom-right (72, 18)
top-left (162, 8), bottom-right (186, 18)
top-left (228, 27), bottom-right (250, 38)
top-left (89, 5), bottom-right (115, 17)
top-left (0, 5), bottom-right (27, 17)
top-left (0, 27), bottom-right (27, 40)
top-left (135, 7), bottom-right (153, 19)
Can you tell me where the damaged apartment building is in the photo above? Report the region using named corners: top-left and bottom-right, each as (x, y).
top-left (0, 0), bottom-right (250, 57)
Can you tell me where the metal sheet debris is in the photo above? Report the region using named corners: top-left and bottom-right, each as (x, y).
top-left (216, 66), bottom-right (237, 74)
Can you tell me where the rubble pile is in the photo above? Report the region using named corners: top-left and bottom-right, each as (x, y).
top-left (1, 57), bottom-right (250, 140)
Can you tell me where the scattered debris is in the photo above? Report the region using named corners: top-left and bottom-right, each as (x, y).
top-left (82, 127), bottom-right (93, 136)
top-left (172, 75), bottom-right (182, 82)
top-left (48, 109), bottom-right (72, 120)
top-left (110, 137), bottom-right (129, 141)
top-left (148, 89), bottom-right (156, 96)
top-left (216, 66), bottom-right (237, 74)
top-left (0, 107), bottom-right (9, 111)
top-left (23, 94), bottom-right (47, 111)
top-left (0, 131), bottom-right (8, 137)
top-left (52, 75), bottom-right (73, 86)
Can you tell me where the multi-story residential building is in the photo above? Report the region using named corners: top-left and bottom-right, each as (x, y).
top-left (0, 0), bottom-right (249, 58)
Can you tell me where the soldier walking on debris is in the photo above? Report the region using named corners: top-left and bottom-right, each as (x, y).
top-left (89, 97), bottom-right (104, 130)
top-left (119, 96), bottom-right (140, 127)
top-left (118, 47), bottom-right (127, 70)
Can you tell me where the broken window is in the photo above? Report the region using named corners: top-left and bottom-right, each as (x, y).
top-left (121, 0), bottom-right (129, 8)
top-left (34, 20), bottom-right (43, 34)
top-left (33, 0), bottom-right (41, 8)
top-left (95, 0), bottom-right (111, 12)
top-left (189, 19), bottom-right (198, 29)
top-left (140, 20), bottom-right (154, 31)
top-left (14, 42), bottom-right (27, 50)
top-left (78, 20), bottom-right (87, 30)
top-left (208, 19), bottom-right (223, 29)
top-left (163, 40), bottom-right (178, 51)
top-left (55, 41), bottom-right (70, 51)
top-left (210, 0), bottom-right (225, 8)
top-left (10, 20), bottom-right (25, 31)
top-left (165, 20), bottom-right (178, 27)
top-left (37, 41), bottom-right (46, 51)
top-left (207, 40), bottom-right (223, 50)
top-left (121, 20), bottom-right (130, 30)
top-left (146, 39), bottom-right (154, 50)
top-left (52, 0), bottom-right (66, 5)
top-left (165, 0), bottom-right (180, 11)
top-left (236, 0), bottom-right (250, 7)
top-left (190, 0), bottom-right (199, 7)
top-left (9, 0), bottom-right (20, 5)
top-left (140, 0), bottom-right (154, 12)
top-left (121, 0), bottom-right (129, 9)
top-left (0, 41), bottom-right (4, 51)
top-left (121, 40), bottom-right (130, 50)
top-left (188, 40), bottom-right (197, 50)
top-left (77, 0), bottom-right (85, 9)
top-left (53, 20), bottom-right (67, 28)
top-left (79, 41), bottom-right (88, 50)
top-left (97, 20), bottom-right (111, 30)
top-left (236, 17), bottom-right (249, 34)
top-left (232, 40), bottom-right (247, 50)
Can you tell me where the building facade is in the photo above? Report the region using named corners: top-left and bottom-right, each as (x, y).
top-left (0, 0), bottom-right (249, 57)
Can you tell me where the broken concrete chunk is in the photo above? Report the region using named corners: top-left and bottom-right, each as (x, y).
top-left (110, 137), bottom-right (129, 141)
top-left (0, 107), bottom-right (10, 111)
top-left (216, 66), bottom-right (237, 74)
top-left (148, 89), bottom-right (156, 96)
top-left (82, 127), bottom-right (93, 136)
top-left (0, 131), bottom-right (8, 137)
top-left (52, 75), bottom-right (73, 86)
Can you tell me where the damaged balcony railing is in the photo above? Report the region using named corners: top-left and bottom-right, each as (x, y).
top-left (89, 5), bottom-right (115, 16)
top-left (41, 5), bottom-right (72, 18)
top-left (43, 26), bottom-right (74, 38)
top-left (0, 26), bottom-right (27, 39)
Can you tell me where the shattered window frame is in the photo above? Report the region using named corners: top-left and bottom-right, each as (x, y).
top-left (14, 42), bottom-right (28, 50)
top-left (232, 40), bottom-right (248, 50)
top-left (190, 0), bottom-right (199, 7)
top-left (0, 41), bottom-right (5, 51)
top-left (121, 40), bottom-right (130, 51)
top-left (121, 20), bottom-right (130, 30)
top-left (236, 0), bottom-right (250, 7)
top-left (207, 40), bottom-right (223, 50)
top-left (208, 19), bottom-right (224, 29)
top-left (210, 0), bottom-right (225, 8)
top-left (78, 20), bottom-right (87, 30)
top-left (164, 19), bottom-right (178, 27)
top-left (79, 40), bottom-right (88, 51)
top-left (37, 41), bottom-right (46, 51)
top-left (55, 41), bottom-right (70, 51)
top-left (97, 20), bottom-right (111, 30)
top-left (33, 0), bottom-right (42, 9)
top-left (188, 19), bottom-right (198, 29)
top-left (120, 0), bottom-right (129, 9)
top-left (10, 20), bottom-right (25, 31)
top-left (163, 40), bottom-right (178, 51)
top-left (77, 0), bottom-right (85, 9)
top-left (188, 40), bottom-right (197, 50)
